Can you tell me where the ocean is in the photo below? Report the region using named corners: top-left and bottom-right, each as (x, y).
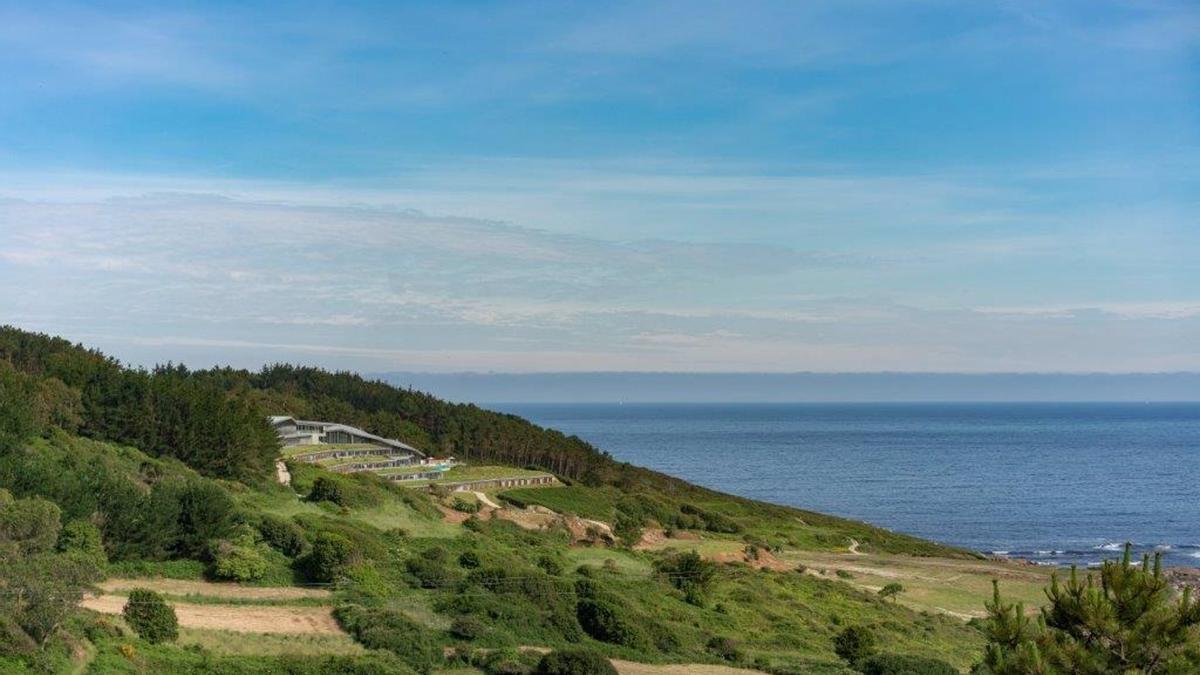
top-left (495, 402), bottom-right (1200, 567)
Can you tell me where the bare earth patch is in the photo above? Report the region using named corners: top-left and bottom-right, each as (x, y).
top-left (81, 595), bottom-right (343, 634)
top-left (99, 578), bottom-right (331, 601)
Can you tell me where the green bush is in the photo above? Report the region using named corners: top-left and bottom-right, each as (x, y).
top-left (654, 550), bottom-right (717, 605)
top-left (536, 554), bottom-right (563, 576)
top-left (308, 476), bottom-right (348, 506)
top-left (257, 514), bottom-right (307, 557)
top-left (575, 598), bottom-right (647, 648)
top-left (450, 614), bottom-right (486, 641)
top-left (57, 519), bottom-right (106, 564)
top-left (535, 649), bottom-right (617, 675)
top-left (834, 625), bottom-right (877, 665)
top-left (335, 605), bottom-right (441, 672)
top-left (458, 550), bottom-right (481, 568)
top-left (857, 653), bottom-right (958, 675)
top-left (706, 636), bottom-right (744, 662)
top-left (0, 492), bottom-right (62, 555)
top-left (303, 532), bottom-right (356, 582)
top-left (122, 589), bottom-right (178, 644)
top-left (406, 554), bottom-right (453, 589)
top-left (476, 648), bottom-right (540, 675)
top-left (212, 539), bottom-right (269, 582)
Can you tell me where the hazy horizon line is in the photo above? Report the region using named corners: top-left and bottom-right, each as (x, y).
top-left (374, 371), bottom-right (1200, 404)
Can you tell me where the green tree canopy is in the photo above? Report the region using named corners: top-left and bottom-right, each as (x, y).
top-left (977, 544), bottom-right (1200, 674)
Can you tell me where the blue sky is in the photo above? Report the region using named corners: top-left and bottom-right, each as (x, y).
top-left (0, 0), bottom-right (1197, 372)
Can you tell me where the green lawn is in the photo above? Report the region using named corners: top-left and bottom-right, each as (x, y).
top-left (438, 465), bottom-right (551, 482)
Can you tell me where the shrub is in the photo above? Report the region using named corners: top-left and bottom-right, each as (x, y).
top-left (257, 514), bottom-right (307, 557)
top-left (57, 519), bottom-right (106, 564)
top-left (537, 554), bottom-right (563, 576)
top-left (450, 614), bottom-right (486, 641)
top-left (212, 539), bottom-right (269, 582)
top-left (335, 605), bottom-right (441, 672)
top-left (406, 554), bottom-right (452, 588)
top-left (303, 532), bottom-right (356, 582)
top-left (122, 589), bottom-right (178, 644)
top-left (612, 513), bottom-right (643, 548)
top-left (458, 550), bottom-right (481, 568)
top-left (706, 636), bottom-right (744, 662)
top-left (535, 649), bottom-right (617, 675)
top-left (654, 550), bottom-right (717, 605)
top-left (575, 598), bottom-right (646, 648)
top-left (452, 498), bottom-right (480, 514)
top-left (835, 569), bottom-right (855, 579)
top-left (477, 648), bottom-right (540, 675)
top-left (857, 653), bottom-right (959, 675)
top-left (878, 582), bottom-right (904, 602)
top-left (833, 625), bottom-right (876, 665)
top-left (308, 476), bottom-right (347, 506)
top-left (0, 492), bottom-right (62, 555)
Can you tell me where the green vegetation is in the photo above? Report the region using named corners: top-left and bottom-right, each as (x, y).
top-left (535, 649), bottom-right (618, 675)
top-left (500, 485), bottom-right (972, 557)
top-left (122, 589), bottom-right (178, 644)
top-left (8, 325), bottom-right (1159, 674)
top-left (978, 544), bottom-right (1200, 674)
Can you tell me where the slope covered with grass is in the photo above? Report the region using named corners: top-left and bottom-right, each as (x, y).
top-left (0, 327), bottom-right (992, 673)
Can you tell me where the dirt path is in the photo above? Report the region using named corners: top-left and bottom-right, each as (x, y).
top-left (848, 538), bottom-right (862, 555)
top-left (99, 578), bottom-right (331, 600)
top-left (276, 459), bottom-right (292, 486)
top-left (81, 595), bottom-right (342, 634)
top-left (473, 491), bottom-right (502, 509)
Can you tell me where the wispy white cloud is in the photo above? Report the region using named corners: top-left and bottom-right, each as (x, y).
top-left (1, 187), bottom-right (1197, 372)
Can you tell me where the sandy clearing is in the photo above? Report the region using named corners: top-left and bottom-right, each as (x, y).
top-left (473, 491), bottom-right (502, 509)
top-left (611, 660), bottom-right (766, 675)
top-left (276, 459), bottom-right (292, 486)
top-left (99, 578), bottom-right (332, 600)
top-left (81, 595), bottom-right (343, 634)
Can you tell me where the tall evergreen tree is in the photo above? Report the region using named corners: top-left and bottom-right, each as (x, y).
top-left (977, 544), bottom-right (1200, 674)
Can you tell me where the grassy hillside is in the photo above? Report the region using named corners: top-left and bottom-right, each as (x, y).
top-left (0, 327), bottom-right (1005, 674)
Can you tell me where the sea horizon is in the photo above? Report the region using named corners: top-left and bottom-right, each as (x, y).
top-left (496, 401), bottom-right (1200, 568)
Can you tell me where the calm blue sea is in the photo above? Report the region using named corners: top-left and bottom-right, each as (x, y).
top-left (495, 403), bottom-right (1200, 567)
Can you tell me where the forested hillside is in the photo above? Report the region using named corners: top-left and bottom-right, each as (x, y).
top-left (0, 326), bottom-right (995, 675)
top-left (0, 327), bottom-right (612, 483)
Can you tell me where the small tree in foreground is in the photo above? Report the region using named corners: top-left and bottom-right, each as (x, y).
top-left (122, 589), bottom-right (178, 644)
top-left (878, 582), bottom-right (904, 602)
top-left (976, 543), bottom-right (1200, 674)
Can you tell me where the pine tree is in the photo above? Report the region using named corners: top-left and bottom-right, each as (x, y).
top-left (976, 544), bottom-right (1200, 674)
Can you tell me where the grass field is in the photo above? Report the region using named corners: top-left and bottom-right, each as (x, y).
top-left (779, 549), bottom-right (1055, 619)
top-left (177, 628), bottom-right (367, 656)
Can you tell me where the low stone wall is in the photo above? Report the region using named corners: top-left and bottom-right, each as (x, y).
top-left (445, 475), bottom-right (558, 492)
top-left (383, 470), bottom-right (448, 482)
top-left (329, 458), bottom-right (417, 474)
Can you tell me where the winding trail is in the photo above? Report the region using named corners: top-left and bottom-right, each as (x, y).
top-left (848, 538), bottom-right (863, 555)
